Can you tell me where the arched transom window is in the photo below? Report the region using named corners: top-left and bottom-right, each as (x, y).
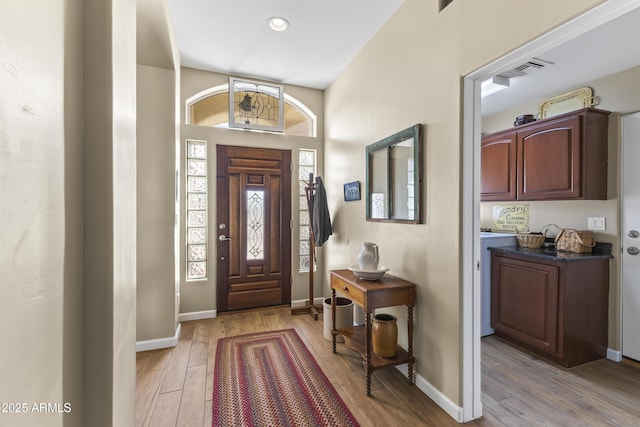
top-left (186, 84), bottom-right (317, 137)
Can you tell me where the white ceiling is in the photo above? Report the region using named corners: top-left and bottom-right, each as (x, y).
top-left (166, 1), bottom-right (640, 115)
top-left (167, 0), bottom-right (404, 89)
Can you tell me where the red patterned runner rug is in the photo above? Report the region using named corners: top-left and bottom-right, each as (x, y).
top-left (213, 328), bottom-right (360, 427)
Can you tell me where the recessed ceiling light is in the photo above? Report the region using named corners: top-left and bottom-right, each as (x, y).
top-left (268, 17), bottom-right (289, 32)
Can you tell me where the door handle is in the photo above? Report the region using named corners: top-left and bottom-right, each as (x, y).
top-left (219, 235), bottom-right (232, 241)
top-left (627, 246), bottom-right (640, 255)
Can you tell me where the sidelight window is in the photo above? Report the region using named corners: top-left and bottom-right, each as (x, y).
top-left (186, 140), bottom-right (207, 280)
top-left (298, 149), bottom-right (316, 271)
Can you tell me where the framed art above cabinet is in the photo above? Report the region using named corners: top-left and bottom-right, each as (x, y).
top-left (481, 108), bottom-right (610, 202)
top-left (366, 124), bottom-right (422, 223)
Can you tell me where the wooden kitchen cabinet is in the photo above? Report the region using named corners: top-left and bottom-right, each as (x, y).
top-left (481, 129), bottom-right (516, 201)
top-left (491, 250), bottom-right (610, 367)
top-left (481, 108), bottom-right (610, 201)
top-left (491, 255), bottom-right (560, 355)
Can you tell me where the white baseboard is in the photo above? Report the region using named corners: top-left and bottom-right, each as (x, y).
top-left (136, 323), bottom-right (181, 352)
top-left (291, 297), bottom-right (325, 308)
top-left (607, 348), bottom-right (622, 362)
top-left (395, 365), bottom-right (464, 423)
top-left (179, 309), bottom-right (217, 322)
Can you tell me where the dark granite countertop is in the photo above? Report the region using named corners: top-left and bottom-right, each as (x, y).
top-left (488, 242), bottom-right (613, 262)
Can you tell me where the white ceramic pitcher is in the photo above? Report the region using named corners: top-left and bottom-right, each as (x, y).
top-left (358, 242), bottom-right (380, 270)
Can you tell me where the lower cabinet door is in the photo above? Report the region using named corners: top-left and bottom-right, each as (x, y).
top-left (491, 255), bottom-right (560, 355)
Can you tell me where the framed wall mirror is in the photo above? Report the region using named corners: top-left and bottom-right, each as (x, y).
top-left (366, 124), bottom-right (422, 223)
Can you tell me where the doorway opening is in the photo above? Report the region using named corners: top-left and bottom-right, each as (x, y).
top-left (462, 0), bottom-right (640, 421)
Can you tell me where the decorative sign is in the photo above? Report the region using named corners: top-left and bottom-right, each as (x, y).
top-left (229, 77), bottom-right (284, 132)
top-left (492, 204), bottom-right (529, 232)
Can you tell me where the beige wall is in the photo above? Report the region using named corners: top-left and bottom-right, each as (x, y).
top-left (0, 0), bottom-right (82, 425)
top-left (324, 0), bottom-right (604, 407)
top-left (135, 0), bottom-right (182, 343)
top-left (179, 68), bottom-right (326, 314)
top-left (481, 65), bottom-right (640, 350)
top-left (136, 65), bottom-right (178, 341)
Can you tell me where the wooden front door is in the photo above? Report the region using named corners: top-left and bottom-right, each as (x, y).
top-left (216, 145), bottom-right (292, 312)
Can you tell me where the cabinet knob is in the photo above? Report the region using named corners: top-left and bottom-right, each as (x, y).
top-left (627, 246), bottom-right (640, 256)
top-left (343, 286), bottom-right (349, 292)
top-left (628, 230), bottom-right (639, 238)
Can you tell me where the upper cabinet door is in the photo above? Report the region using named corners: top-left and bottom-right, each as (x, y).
top-left (481, 129), bottom-right (517, 201)
top-left (517, 116), bottom-right (582, 200)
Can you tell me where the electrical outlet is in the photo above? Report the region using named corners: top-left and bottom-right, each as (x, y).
top-left (587, 217), bottom-right (606, 231)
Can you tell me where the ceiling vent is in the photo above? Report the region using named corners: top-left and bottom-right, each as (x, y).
top-left (499, 57), bottom-right (554, 79)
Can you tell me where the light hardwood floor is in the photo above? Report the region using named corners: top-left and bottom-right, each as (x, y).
top-left (136, 306), bottom-right (640, 426)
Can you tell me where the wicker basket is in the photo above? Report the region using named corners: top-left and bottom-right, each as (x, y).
top-left (515, 233), bottom-right (545, 248)
top-left (515, 224), bottom-right (558, 248)
top-left (555, 229), bottom-right (595, 253)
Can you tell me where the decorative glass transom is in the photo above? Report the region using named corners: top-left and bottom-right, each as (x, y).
top-left (229, 78), bottom-right (284, 132)
top-left (187, 85), bottom-right (317, 137)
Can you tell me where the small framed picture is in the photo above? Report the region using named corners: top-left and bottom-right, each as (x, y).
top-left (343, 181), bottom-right (361, 201)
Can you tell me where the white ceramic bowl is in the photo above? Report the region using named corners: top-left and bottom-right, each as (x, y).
top-left (348, 265), bottom-right (390, 281)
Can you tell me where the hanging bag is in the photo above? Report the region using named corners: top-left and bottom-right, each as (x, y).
top-left (555, 229), bottom-right (596, 253)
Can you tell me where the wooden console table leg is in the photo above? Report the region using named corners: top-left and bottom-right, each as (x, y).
top-left (365, 311), bottom-right (372, 396)
top-left (408, 305), bottom-right (414, 384)
top-left (331, 288), bottom-right (337, 354)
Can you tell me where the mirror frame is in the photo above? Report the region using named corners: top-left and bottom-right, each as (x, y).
top-left (365, 124), bottom-right (423, 223)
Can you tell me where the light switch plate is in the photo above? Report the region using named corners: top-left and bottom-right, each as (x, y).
top-left (588, 217), bottom-right (606, 231)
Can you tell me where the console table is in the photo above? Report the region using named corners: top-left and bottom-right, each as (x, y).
top-left (330, 269), bottom-right (416, 396)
